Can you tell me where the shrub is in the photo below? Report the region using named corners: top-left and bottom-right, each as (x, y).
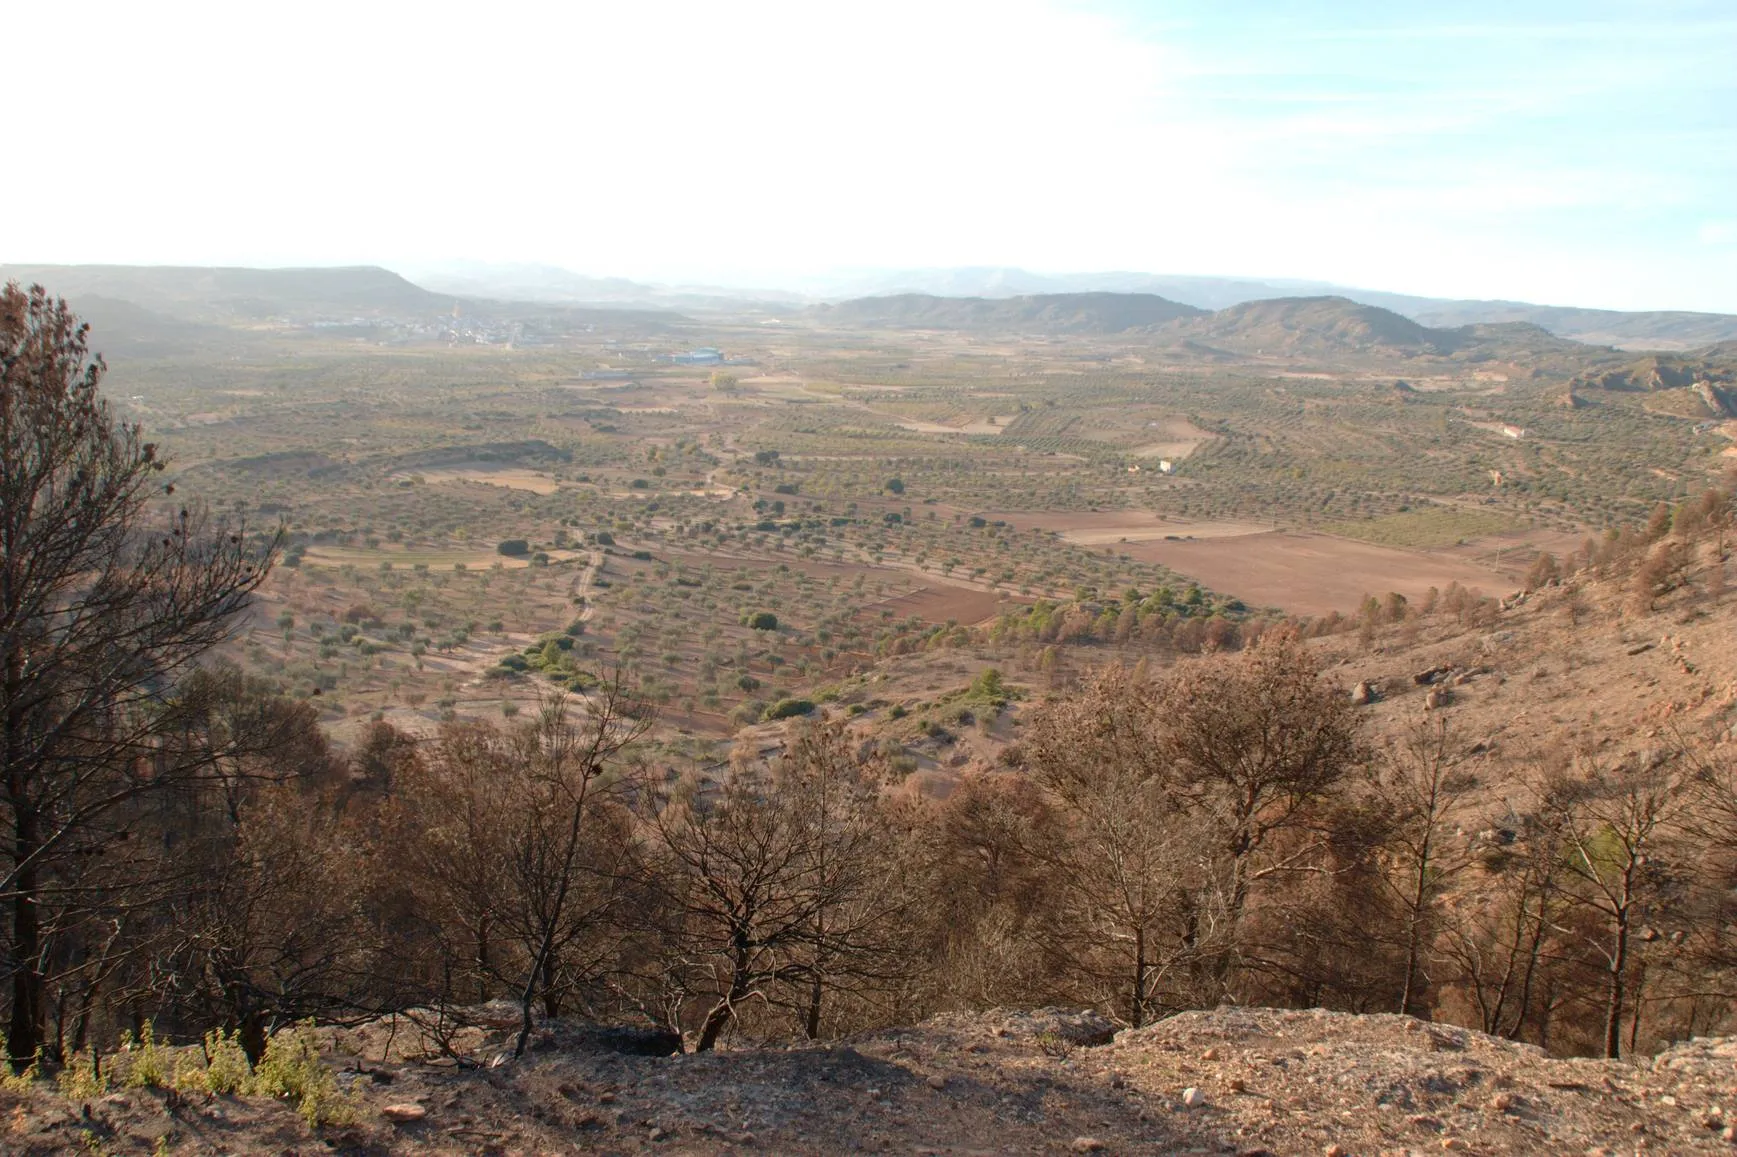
top-left (57, 1048), bottom-right (107, 1099)
top-left (253, 1021), bottom-right (354, 1127)
top-left (762, 698), bottom-right (815, 721)
top-left (497, 539), bottom-right (530, 557)
top-left (120, 1023), bottom-right (172, 1089)
top-left (744, 611), bottom-right (778, 630)
top-left (198, 1029), bottom-right (253, 1094)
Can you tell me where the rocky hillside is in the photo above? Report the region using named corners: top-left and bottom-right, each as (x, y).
top-left (7, 1005), bottom-right (1732, 1155)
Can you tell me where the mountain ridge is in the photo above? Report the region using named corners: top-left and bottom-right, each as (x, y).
top-left (397, 261), bottom-right (1737, 349)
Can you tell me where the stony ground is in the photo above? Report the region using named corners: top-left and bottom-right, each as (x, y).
top-left (6, 1005), bottom-right (1734, 1155)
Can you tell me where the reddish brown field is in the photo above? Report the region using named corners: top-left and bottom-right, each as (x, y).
top-left (1122, 530), bottom-right (1519, 616)
top-left (860, 583), bottom-right (1009, 625)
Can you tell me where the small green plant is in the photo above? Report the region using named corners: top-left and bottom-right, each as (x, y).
top-left (203, 1028), bottom-right (253, 1095)
top-left (120, 1023), bottom-right (172, 1090)
top-left (171, 1026), bottom-right (251, 1095)
top-left (252, 1021), bottom-right (353, 1127)
top-left (57, 1048), bottom-right (109, 1099)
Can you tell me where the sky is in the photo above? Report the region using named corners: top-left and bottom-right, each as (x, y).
top-left (6, 0), bottom-right (1735, 311)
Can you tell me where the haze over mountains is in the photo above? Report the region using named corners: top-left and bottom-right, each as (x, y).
top-left (8, 263), bottom-right (1737, 368)
top-left (406, 261), bottom-right (1737, 350)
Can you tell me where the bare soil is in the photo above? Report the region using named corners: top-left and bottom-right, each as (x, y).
top-left (1121, 531), bottom-right (1516, 616)
top-left (10, 1006), bottom-right (1731, 1155)
top-left (862, 584), bottom-right (1008, 626)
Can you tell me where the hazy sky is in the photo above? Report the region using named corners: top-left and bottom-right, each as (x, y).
top-left (8, 0), bottom-right (1735, 311)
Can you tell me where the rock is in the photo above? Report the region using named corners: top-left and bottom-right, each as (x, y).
top-left (1352, 681), bottom-right (1377, 706)
top-left (1071, 1138), bottom-right (1107, 1153)
top-left (927, 1075), bottom-right (948, 1090)
top-left (1487, 1092), bottom-right (1514, 1112)
top-left (1182, 1087), bottom-right (1206, 1108)
top-left (1424, 687), bottom-right (1453, 710)
top-left (997, 1007), bottom-right (1117, 1047)
top-left (1325, 1145), bottom-right (1349, 1157)
top-left (381, 1103), bottom-right (428, 1123)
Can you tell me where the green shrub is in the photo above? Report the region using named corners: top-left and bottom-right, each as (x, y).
top-left (744, 611), bottom-right (778, 630)
top-left (198, 1028), bottom-right (252, 1095)
top-left (57, 1048), bottom-right (107, 1099)
top-left (497, 539), bottom-right (530, 556)
top-left (252, 1021), bottom-right (354, 1127)
top-left (120, 1023), bottom-right (172, 1089)
top-left (762, 698), bottom-right (815, 721)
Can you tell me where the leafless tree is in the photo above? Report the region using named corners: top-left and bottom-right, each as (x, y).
top-left (651, 717), bottom-right (908, 1050)
top-left (1548, 760), bottom-right (1687, 1058)
top-left (1023, 665), bottom-right (1202, 1025)
top-left (1146, 632), bottom-right (1362, 998)
top-left (1372, 718), bottom-right (1478, 1017)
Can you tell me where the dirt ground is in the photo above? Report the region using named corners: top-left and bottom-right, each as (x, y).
top-left (981, 511), bottom-right (1272, 543)
top-left (9, 1005), bottom-right (1732, 1155)
top-left (1120, 531), bottom-right (1519, 616)
top-left (862, 584), bottom-right (1008, 625)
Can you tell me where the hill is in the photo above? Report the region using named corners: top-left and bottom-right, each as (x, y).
top-left (1408, 301), bottom-right (1737, 350)
top-left (814, 291), bottom-right (1204, 333)
top-left (1161, 295), bottom-right (1454, 355)
top-left (791, 267), bottom-right (1737, 349)
top-left (814, 291), bottom-right (1630, 367)
top-left (0, 264), bottom-right (459, 323)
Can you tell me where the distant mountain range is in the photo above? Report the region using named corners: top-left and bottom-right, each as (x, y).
top-left (402, 261), bottom-right (1737, 350)
top-left (814, 291), bottom-right (1203, 333)
top-left (8, 262), bottom-right (1736, 355)
top-left (811, 292), bottom-right (1608, 360)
